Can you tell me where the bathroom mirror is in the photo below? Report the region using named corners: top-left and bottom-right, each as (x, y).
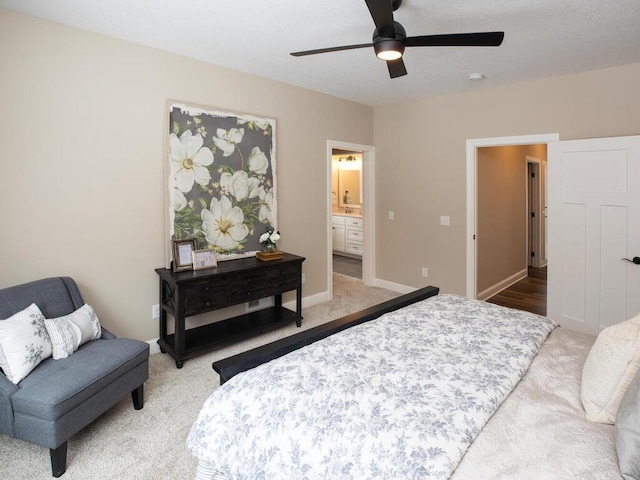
top-left (338, 169), bottom-right (362, 208)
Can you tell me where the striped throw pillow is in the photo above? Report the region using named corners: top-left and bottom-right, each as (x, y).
top-left (44, 304), bottom-right (102, 359)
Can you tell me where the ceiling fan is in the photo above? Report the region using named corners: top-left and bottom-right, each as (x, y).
top-left (290, 0), bottom-right (504, 78)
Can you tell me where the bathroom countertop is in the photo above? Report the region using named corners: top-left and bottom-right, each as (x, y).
top-left (332, 212), bottom-right (363, 218)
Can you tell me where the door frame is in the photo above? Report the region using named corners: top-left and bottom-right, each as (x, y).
top-left (466, 133), bottom-right (559, 299)
top-left (327, 140), bottom-right (375, 298)
top-left (526, 156), bottom-right (542, 268)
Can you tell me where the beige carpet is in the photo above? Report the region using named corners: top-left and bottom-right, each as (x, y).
top-left (0, 274), bottom-right (398, 479)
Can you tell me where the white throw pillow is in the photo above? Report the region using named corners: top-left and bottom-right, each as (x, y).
top-left (581, 312), bottom-right (640, 424)
top-left (0, 303), bottom-right (52, 384)
top-left (44, 304), bottom-right (102, 359)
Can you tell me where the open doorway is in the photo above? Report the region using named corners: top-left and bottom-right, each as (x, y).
top-left (466, 134), bottom-right (558, 311)
top-left (331, 147), bottom-right (364, 281)
top-left (326, 140), bottom-right (375, 299)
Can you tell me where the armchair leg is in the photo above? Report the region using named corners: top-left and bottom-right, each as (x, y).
top-left (132, 384), bottom-right (144, 410)
top-left (50, 442), bottom-right (68, 477)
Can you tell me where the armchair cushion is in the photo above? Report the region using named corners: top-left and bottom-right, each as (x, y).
top-left (12, 337), bottom-right (148, 421)
top-left (0, 303), bottom-right (52, 384)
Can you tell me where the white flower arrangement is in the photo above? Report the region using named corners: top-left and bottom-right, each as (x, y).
top-left (259, 230), bottom-right (281, 247)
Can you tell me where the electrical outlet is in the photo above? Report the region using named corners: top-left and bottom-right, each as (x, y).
top-left (152, 304), bottom-right (160, 319)
top-left (388, 211), bottom-right (394, 220)
top-left (302, 273), bottom-right (306, 284)
top-left (421, 267), bottom-right (428, 278)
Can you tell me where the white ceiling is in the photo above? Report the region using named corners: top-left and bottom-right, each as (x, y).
top-left (2, 0), bottom-right (640, 107)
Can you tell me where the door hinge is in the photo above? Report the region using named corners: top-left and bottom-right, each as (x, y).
top-left (531, 212), bottom-right (535, 218)
top-left (531, 251), bottom-right (535, 257)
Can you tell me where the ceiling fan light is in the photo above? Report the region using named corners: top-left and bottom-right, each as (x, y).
top-left (374, 39), bottom-right (405, 61)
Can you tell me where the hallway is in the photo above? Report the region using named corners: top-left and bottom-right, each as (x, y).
top-left (486, 266), bottom-right (547, 316)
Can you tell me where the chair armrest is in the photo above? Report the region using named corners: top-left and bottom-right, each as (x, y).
top-left (100, 327), bottom-right (117, 340)
top-left (0, 371), bottom-right (18, 436)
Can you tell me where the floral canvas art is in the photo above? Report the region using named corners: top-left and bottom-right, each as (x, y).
top-left (166, 102), bottom-right (277, 264)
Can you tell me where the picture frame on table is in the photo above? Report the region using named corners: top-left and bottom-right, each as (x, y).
top-left (192, 249), bottom-right (217, 270)
top-left (172, 238), bottom-right (197, 272)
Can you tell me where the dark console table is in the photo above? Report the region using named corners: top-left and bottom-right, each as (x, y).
top-left (155, 252), bottom-right (305, 368)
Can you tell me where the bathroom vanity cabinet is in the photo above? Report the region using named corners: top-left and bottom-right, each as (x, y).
top-left (332, 215), bottom-right (363, 257)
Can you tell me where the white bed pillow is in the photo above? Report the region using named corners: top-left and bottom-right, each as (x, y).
top-left (581, 312), bottom-right (640, 424)
top-left (616, 368), bottom-right (640, 480)
top-left (44, 304), bottom-right (102, 359)
top-left (0, 303), bottom-right (52, 384)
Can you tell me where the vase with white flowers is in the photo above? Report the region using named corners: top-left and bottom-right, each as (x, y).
top-left (259, 229), bottom-right (280, 253)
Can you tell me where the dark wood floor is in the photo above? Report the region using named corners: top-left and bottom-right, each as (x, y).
top-left (333, 254), bottom-right (362, 279)
top-left (486, 266), bottom-right (547, 316)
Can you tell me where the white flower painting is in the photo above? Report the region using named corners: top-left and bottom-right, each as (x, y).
top-left (170, 130), bottom-right (214, 193)
top-left (167, 103), bottom-right (277, 259)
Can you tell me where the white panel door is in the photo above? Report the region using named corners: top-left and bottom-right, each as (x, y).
top-left (548, 135), bottom-right (640, 334)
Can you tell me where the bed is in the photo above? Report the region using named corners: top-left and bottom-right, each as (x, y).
top-left (187, 287), bottom-right (638, 480)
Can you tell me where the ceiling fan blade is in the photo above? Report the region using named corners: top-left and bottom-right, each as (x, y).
top-left (290, 43), bottom-right (373, 57)
top-left (364, 0), bottom-right (395, 37)
top-left (387, 58), bottom-right (407, 78)
top-left (405, 31), bottom-right (504, 47)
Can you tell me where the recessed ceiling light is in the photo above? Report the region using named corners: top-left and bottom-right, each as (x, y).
top-left (469, 73), bottom-right (485, 81)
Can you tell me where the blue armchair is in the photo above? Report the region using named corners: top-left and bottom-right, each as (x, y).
top-left (0, 277), bottom-right (149, 477)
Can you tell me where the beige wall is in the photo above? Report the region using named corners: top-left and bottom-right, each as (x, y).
top-left (0, 9), bottom-right (372, 340)
top-left (373, 62), bottom-right (640, 295)
top-left (476, 146), bottom-right (527, 294)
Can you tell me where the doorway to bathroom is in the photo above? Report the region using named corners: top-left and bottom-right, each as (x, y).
top-left (326, 140), bottom-right (375, 299)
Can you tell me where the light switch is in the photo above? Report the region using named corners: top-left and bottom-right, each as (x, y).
top-left (440, 215), bottom-right (450, 226)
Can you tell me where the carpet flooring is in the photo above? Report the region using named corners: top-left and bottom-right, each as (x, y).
top-left (0, 274), bottom-right (398, 480)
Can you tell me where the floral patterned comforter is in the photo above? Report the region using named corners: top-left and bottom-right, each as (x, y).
top-left (187, 294), bottom-right (557, 480)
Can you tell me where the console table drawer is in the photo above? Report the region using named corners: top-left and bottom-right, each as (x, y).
top-left (228, 270), bottom-right (266, 303)
top-left (266, 264), bottom-right (299, 281)
top-left (185, 293), bottom-right (228, 316)
top-left (228, 284), bottom-right (267, 304)
top-left (267, 277), bottom-right (299, 295)
top-left (229, 269), bottom-right (264, 286)
top-left (183, 278), bottom-right (227, 297)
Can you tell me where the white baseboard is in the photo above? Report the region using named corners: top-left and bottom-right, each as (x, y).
top-left (372, 278), bottom-right (416, 294)
top-left (476, 268), bottom-right (528, 301)
top-left (283, 289), bottom-right (330, 311)
top-left (147, 339), bottom-right (161, 355)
